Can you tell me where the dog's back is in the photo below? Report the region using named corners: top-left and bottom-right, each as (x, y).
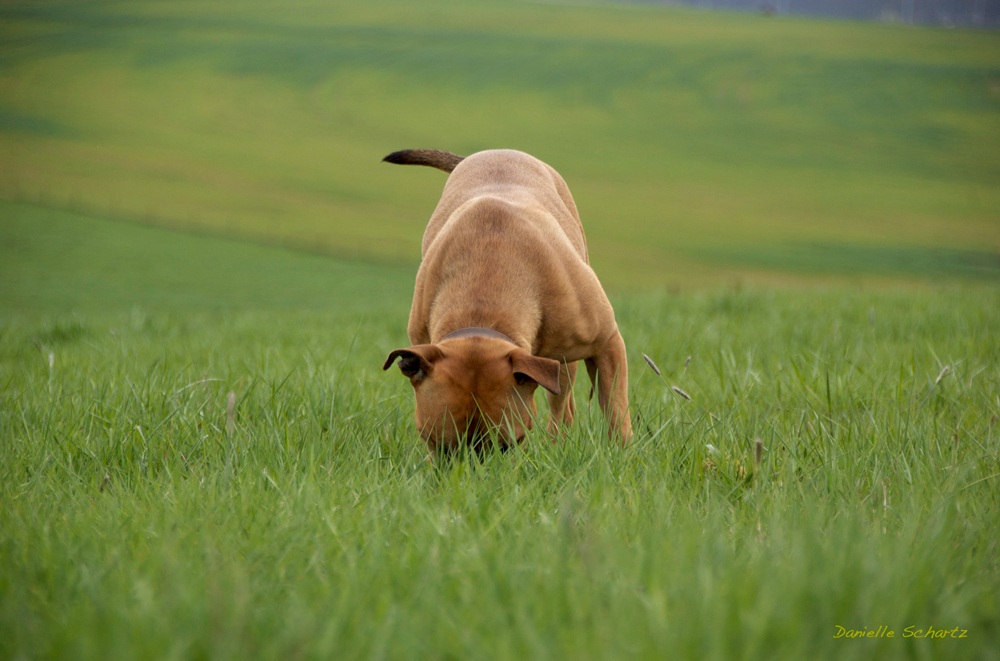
top-left (386, 149), bottom-right (589, 263)
top-left (387, 149), bottom-right (612, 358)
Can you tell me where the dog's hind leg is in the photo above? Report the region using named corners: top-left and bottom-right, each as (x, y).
top-left (546, 360), bottom-right (578, 437)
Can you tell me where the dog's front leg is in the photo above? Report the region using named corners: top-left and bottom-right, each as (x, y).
top-left (587, 331), bottom-right (632, 445)
top-left (546, 360), bottom-right (578, 438)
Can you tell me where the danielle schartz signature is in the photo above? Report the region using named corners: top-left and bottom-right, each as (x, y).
top-left (834, 626), bottom-right (968, 639)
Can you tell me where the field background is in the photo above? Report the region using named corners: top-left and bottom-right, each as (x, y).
top-left (1, 0), bottom-right (998, 289)
top-left (2, 1), bottom-right (999, 659)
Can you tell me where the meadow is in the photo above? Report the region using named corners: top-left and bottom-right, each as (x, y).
top-left (2, 0), bottom-right (1000, 659)
top-left (1, 0), bottom-right (999, 287)
top-left (3, 200), bottom-right (1000, 659)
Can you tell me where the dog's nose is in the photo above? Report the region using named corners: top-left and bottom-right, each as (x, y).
top-left (462, 416), bottom-right (489, 445)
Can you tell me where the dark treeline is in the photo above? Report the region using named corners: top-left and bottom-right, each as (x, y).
top-left (635, 0), bottom-right (999, 28)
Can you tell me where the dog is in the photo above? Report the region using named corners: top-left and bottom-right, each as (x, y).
top-left (382, 148), bottom-right (632, 451)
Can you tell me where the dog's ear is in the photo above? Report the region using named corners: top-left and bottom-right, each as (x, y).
top-left (383, 345), bottom-right (442, 382)
top-left (510, 349), bottom-right (561, 396)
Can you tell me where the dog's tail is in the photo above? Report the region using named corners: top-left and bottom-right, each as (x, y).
top-left (382, 149), bottom-right (465, 173)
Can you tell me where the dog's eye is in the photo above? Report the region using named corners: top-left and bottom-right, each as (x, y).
top-left (514, 372), bottom-right (532, 386)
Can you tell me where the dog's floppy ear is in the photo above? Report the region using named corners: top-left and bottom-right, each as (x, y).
top-left (510, 349), bottom-right (562, 396)
top-left (383, 345), bottom-right (442, 381)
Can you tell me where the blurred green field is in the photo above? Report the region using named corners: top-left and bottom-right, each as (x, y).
top-left (1, 0), bottom-right (998, 288)
top-left (0, 199), bottom-right (414, 312)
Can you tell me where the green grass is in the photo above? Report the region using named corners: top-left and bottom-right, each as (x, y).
top-left (2, 200), bottom-right (1000, 659)
top-left (0, 199), bottom-right (414, 312)
top-left (2, 1), bottom-right (1000, 657)
top-left (1, 0), bottom-right (998, 287)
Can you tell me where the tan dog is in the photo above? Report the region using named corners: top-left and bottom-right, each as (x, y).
top-left (383, 148), bottom-right (632, 450)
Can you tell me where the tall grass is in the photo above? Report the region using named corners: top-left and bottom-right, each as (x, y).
top-left (3, 280), bottom-right (998, 658)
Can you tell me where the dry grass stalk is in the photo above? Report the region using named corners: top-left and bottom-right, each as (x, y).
top-left (934, 365), bottom-right (951, 385)
top-left (642, 353), bottom-right (661, 376)
top-left (735, 462), bottom-right (747, 480)
top-left (703, 444), bottom-right (720, 474)
top-left (672, 385), bottom-right (691, 401)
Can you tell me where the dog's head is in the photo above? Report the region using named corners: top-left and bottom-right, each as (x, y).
top-left (383, 336), bottom-right (561, 451)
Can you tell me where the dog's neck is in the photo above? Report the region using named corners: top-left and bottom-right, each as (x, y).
top-left (439, 327), bottom-right (516, 344)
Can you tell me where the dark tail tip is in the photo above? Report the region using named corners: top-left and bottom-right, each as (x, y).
top-left (382, 149), bottom-right (465, 173)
